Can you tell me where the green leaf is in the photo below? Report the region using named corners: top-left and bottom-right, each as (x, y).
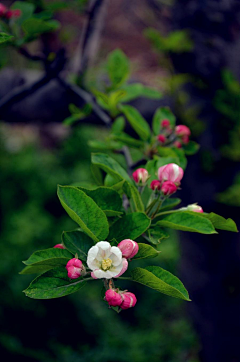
top-left (160, 198), bottom-right (181, 212)
top-left (22, 18), bottom-right (60, 37)
top-left (62, 230), bottom-right (94, 260)
top-left (133, 243), bottom-right (160, 260)
top-left (131, 266), bottom-right (190, 301)
top-left (11, 2), bottom-right (35, 25)
top-left (183, 141), bottom-right (200, 155)
top-left (23, 266), bottom-right (87, 299)
top-left (91, 164), bottom-right (103, 185)
top-left (77, 186), bottom-right (123, 215)
top-left (91, 153), bottom-right (133, 184)
top-left (108, 212), bottom-right (151, 242)
top-left (120, 105), bottom-right (151, 141)
top-left (0, 33), bottom-right (14, 44)
top-left (155, 211), bottom-right (217, 234)
top-left (200, 212), bottom-right (238, 232)
top-left (147, 228), bottom-right (170, 245)
top-left (111, 116), bottom-right (125, 133)
top-left (57, 185), bottom-right (109, 242)
top-left (120, 83), bottom-right (162, 102)
top-left (152, 107), bottom-right (176, 135)
top-left (20, 248), bottom-right (72, 275)
top-left (107, 49), bottom-right (129, 87)
top-left (123, 182), bottom-right (144, 212)
top-left (111, 132), bottom-right (145, 148)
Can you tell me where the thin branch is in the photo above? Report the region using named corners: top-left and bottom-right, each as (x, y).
top-left (0, 74), bottom-right (51, 116)
top-left (18, 47), bottom-right (45, 62)
top-left (57, 76), bottom-right (112, 126)
top-left (72, 0), bottom-right (108, 83)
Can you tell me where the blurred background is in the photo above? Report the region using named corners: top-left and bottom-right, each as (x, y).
top-left (1, 0), bottom-right (240, 361)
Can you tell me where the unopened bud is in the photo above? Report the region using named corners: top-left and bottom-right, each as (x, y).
top-left (173, 141), bottom-right (182, 148)
top-left (105, 289), bottom-right (123, 307)
top-left (157, 134), bottom-right (166, 144)
top-left (158, 163), bottom-right (184, 184)
top-left (161, 119), bottom-right (170, 128)
top-left (161, 181), bottom-right (177, 195)
top-left (187, 204), bottom-right (203, 213)
top-left (54, 244), bottom-right (65, 249)
top-left (132, 168), bottom-right (149, 184)
top-left (182, 135), bottom-right (189, 144)
top-left (5, 9), bottom-right (21, 19)
top-left (120, 292), bottom-right (137, 310)
top-left (0, 4), bottom-right (7, 16)
top-left (150, 180), bottom-right (161, 191)
top-left (118, 239), bottom-right (139, 259)
top-left (175, 125), bottom-right (191, 137)
top-left (66, 258), bottom-right (83, 279)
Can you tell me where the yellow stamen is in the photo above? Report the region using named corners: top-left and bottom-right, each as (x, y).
top-left (101, 258), bottom-right (112, 271)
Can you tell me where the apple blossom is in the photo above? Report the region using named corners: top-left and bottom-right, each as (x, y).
top-left (66, 258), bottom-right (84, 279)
top-left (105, 289), bottom-right (123, 307)
top-left (120, 292), bottom-right (137, 310)
top-left (54, 243), bottom-right (65, 249)
top-left (161, 181), bottom-right (177, 195)
top-left (118, 239), bottom-right (139, 259)
top-left (175, 125), bottom-right (191, 137)
top-left (158, 163), bottom-right (184, 184)
top-left (87, 241), bottom-right (128, 279)
top-left (132, 168), bottom-right (149, 184)
top-left (150, 180), bottom-right (161, 191)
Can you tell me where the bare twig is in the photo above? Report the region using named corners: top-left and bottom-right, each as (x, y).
top-left (72, 0), bottom-right (108, 83)
top-left (57, 76), bottom-right (112, 126)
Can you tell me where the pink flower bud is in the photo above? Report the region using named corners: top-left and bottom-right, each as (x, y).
top-left (132, 168), bottom-right (149, 184)
top-left (161, 119), bottom-right (170, 128)
top-left (157, 134), bottom-right (166, 143)
top-left (120, 292), bottom-right (137, 310)
top-left (182, 135), bottom-right (189, 144)
top-left (118, 239), bottom-right (139, 259)
top-left (105, 289), bottom-right (123, 307)
top-left (66, 258), bottom-right (83, 279)
top-left (161, 181), bottom-right (177, 195)
top-left (0, 4), bottom-right (6, 16)
top-left (187, 204), bottom-right (203, 213)
top-left (175, 125), bottom-right (191, 137)
top-left (54, 244), bottom-right (65, 249)
top-left (158, 163), bottom-right (184, 184)
top-left (173, 141), bottom-right (182, 148)
top-left (5, 9), bottom-right (21, 19)
top-left (150, 180), bottom-right (161, 191)
top-left (114, 258), bottom-right (128, 278)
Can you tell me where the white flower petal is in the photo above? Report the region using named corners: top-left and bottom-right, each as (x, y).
top-left (95, 241), bottom-right (111, 260)
top-left (87, 245), bottom-right (99, 270)
top-left (109, 246), bottom-right (122, 266)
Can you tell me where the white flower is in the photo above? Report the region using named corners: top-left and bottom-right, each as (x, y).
top-left (87, 241), bottom-right (127, 279)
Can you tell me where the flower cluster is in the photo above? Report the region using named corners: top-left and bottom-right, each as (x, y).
top-left (133, 163), bottom-right (184, 196)
top-left (0, 3), bottom-right (21, 19)
top-left (65, 239), bottom-right (138, 310)
top-left (157, 119), bottom-right (191, 149)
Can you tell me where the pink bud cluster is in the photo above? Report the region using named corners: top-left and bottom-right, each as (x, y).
top-left (105, 289), bottom-right (137, 310)
top-left (150, 163), bottom-right (184, 196)
top-left (0, 4), bottom-right (21, 19)
top-left (156, 118), bottom-right (191, 149)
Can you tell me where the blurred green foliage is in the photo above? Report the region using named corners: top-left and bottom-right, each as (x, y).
top-left (0, 124), bottom-right (199, 361)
